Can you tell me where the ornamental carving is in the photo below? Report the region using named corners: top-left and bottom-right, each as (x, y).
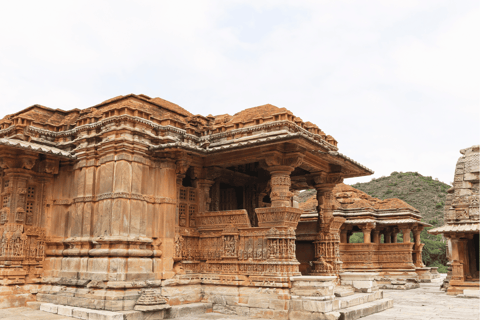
top-left (0, 223), bottom-right (45, 263)
top-left (0, 94), bottom-right (383, 312)
top-left (271, 175), bottom-right (291, 186)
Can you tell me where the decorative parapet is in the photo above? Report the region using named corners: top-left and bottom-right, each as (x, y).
top-left (339, 243), bottom-right (415, 271)
top-left (196, 210), bottom-right (251, 229)
top-left (179, 226), bottom-right (301, 279)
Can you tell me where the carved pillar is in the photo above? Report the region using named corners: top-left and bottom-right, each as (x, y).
top-left (310, 171), bottom-right (345, 276)
top-left (400, 227), bottom-right (412, 243)
top-left (262, 152), bottom-right (304, 208)
top-left (384, 229), bottom-right (392, 243)
top-left (0, 153), bottom-right (49, 284)
top-left (392, 228), bottom-right (399, 243)
top-left (1, 156), bottom-right (36, 224)
top-left (155, 159), bottom-right (177, 279)
top-left (361, 224), bottom-right (374, 244)
top-left (458, 238), bottom-right (470, 280)
top-left (340, 230), bottom-right (348, 243)
top-left (175, 159), bottom-right (190, 227)
top-left (450, 237), bottom-right (464, 281)
top-left (197, 179), bottom-right (214, 214)
top-left (211, 180), bottom-right (220, 211)
top-left (372, 230), bottom-right (380, 244)
top-left (266, 166), bottom-right (294, 207)
top-left (413, 226), bottom-right (425, 267)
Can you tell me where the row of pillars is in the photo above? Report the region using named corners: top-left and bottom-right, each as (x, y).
top-left (340, 226), bottom-right (423, 245)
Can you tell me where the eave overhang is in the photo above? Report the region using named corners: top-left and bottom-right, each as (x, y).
top-left (0, 137), bottom-right (75, 159)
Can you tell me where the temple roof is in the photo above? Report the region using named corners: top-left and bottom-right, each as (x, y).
top-left (298, 183), bottom-right (418, 212)
top-left (0, 137), bottom-right (74, 158)
top-left (428, 223), bottom-right (479, 234)
top-left (0, 94), bottom-right (374, 179)
top-left (342, 219), bottom-right (430, 226)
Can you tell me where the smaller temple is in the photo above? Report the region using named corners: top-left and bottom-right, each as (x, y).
top-left (296, 183), bottom-right (434, 288)
top-left (429, 145), bottom-right (479, 295)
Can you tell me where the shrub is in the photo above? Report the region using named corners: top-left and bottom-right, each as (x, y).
top-left (349, 233), bottom-right (364, 243)
top-left (429, 261), bottom-right (449, 273)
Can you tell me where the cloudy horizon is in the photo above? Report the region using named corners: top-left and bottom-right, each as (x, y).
top-left (0, 0), bottom-right (478, 185)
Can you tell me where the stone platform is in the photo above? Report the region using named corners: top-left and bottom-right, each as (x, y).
top-left (2, 274), bottom-right (477, 320)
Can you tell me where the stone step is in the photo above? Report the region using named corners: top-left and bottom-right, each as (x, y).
top-left (457, 289), bottom-right (480, 299)
top-left (38, 302), bottom-right (213, 319)
top-left (164, 302), bottom-right (213, 319)
top-left (334, 286), bottom-right (355, 297)
top-left (39, 302), bottom-right (128, 319)
top-left (338, 298), bottom-right (393, 320)
top-left (334, 290), bottom-right (383, 310)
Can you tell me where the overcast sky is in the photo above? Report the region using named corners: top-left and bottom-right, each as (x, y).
top-left (0, 1), bottom-right (478, 185)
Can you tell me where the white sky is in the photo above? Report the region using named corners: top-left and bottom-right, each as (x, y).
top-left (0, 1), bottom-right (478, 185)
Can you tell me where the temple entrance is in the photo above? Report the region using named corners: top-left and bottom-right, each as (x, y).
top-left (296, 241), bottom-right (315, 275)
top-left (467, 234), bottom-right (479, 279)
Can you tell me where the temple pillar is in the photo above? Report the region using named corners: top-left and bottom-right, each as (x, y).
top-left (0, 153), bottom-right (49, 287)
top-left (392, 229), bottom-right (399, 243)
top-left (211, 180), bottom-right (220, 211)
top-left (154, 159), bottom-right (177, 279)
top-left (310, 171), bottom-right (345, 276)
top-left (372, 230), bottom-right (380, 244)
top-left (361, 224), bottom-right (374, 244)
top-left (400, 227), bottom-right (412, 243)
top-left (450, 237), bottom-right (464, 281)
top-left (175, 159), bottom-right (190, 227)
top-left (197, 179), bottom-right (215, 214)
top-left (413, 226), bottom-right (425, 267)
top-left (458, 238), bottom-right (470, 280)
top-left (384, 229), bottom-right (392, 243)
top-left (175, 174), bottom-right (184, 227)
top-left (266, 166), bottom-right (294, 207)
top-left (340, 229), bottom-right (348, 243)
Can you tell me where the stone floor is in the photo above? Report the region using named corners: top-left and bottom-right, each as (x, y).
top-left (362, 276), bottom-right (480, 320)
top-left (0, 276), bottom-right (478, 320)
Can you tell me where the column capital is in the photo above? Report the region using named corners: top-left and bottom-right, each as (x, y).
top-left (197, 178), bottom-right (215, 187)
top-left (310, 171), bottom-right (343, 190)
top-left (157, 158), bottom-right (176, 169)
top-left (261, 151), bottom-right (305, 169)
top-left (175, 159), bottom-right (190, 175)
top-left (413, 225), bottom-right (424, 233)
top-left (361, 223), bottom-right (376, 231)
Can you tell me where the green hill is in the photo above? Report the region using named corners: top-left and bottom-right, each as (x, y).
top-left (351, 171), bottom-right (451, 272)
top-left (351, 171), bottom-right (451, 227)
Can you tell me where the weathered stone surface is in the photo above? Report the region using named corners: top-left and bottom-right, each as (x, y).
top-left (0, 95), bottom-right (393, 320)
top-left (39, 302), bottom-right (58, 313)
top-left (429, 145), bottom-right (479, 295)
top-left (57, 305), bottom-right (74, 316)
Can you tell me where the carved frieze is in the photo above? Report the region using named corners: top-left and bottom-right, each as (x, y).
top-left (197, 210), bottom-right (251, 229)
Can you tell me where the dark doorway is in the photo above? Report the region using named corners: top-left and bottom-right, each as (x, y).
top-left (296, 241), bottom-right (315, 275)
top-left (468, 233), bottom-right (479, 279)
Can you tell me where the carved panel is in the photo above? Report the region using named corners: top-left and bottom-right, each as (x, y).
top-left (197, 210), bottom-right (251, 229)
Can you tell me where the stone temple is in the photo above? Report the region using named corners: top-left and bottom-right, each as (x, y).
top-left (0, 94), bottom-right (442, 319)
top-left (429, 145), bottom-right (479, 295)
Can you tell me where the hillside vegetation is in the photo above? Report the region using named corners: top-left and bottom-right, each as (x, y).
top-left (351, 171), bottom-right (451, 227)
top-left (351, 171), bottom-right (451, 272)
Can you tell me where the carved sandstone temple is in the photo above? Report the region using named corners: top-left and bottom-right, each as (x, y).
top-left (429, 145), bottom-right (479, 295)
top-left (0, 94), bottom-right (396, 319)
top-left (296, 184), bottom-right (434, 288)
